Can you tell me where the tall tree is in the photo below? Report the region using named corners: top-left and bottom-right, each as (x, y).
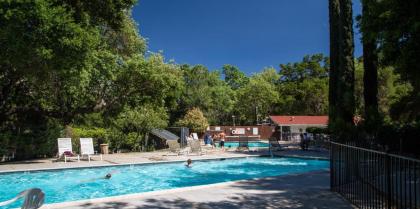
top-left (328, 0), bottom-right (340, 127)
top-left (277, 54), bottom-right (329, 115)
top-left (374, 0), bottom-right (420, 122)
top-left (329, 0), bottom-right (356, 140)
top-left (236, 68), bottom-right (279, 125)
top-left (338, 0), bottom-right (355, 126)
top-left (0, 0), bottom-right (185, 157)
top-left (360, 0), bottom-right (379, 127)
top-left (178, 64), bottom-right (235, 125)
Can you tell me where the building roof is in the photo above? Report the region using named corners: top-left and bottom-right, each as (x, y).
top-left (270, 115), bottom-right (328, 125)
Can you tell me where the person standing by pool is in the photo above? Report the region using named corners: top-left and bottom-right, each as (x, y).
top-left (303, 133), bottom-right (310, 150)
top-left (204, 132), bottom-right (210, 145)
top-left (299, 132), bottom-right (305, 150)
top-left (207, 134), bottom-right (213, 147)
top-left (211, 134), bottom-right (217, 148)
top-left (219, 131), bottom-right (226, 151)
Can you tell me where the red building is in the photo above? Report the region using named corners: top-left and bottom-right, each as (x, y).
top-left (269, 115), bottom-right (328, 141)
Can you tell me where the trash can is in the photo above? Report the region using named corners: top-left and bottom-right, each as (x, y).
top-left (100, 144), bottom-right (109, 154)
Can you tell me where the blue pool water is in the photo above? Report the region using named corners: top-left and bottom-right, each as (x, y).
top-left (216, 141), bottom-right (269, 148)
top-left (0, 157), bottom-right (328, 208)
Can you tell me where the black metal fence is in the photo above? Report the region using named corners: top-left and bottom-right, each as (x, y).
top-left (330, 142), bottom-right (420, 209)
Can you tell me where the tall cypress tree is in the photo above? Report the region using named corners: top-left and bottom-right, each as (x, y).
top-left (361, 0), bottom-right (379, 128)
top-left (328, 0), bottom-right (340, 127)
top-left (338, 0), bottom-right (355, 125)
top-left (329, 0), bottom-right (355, 141)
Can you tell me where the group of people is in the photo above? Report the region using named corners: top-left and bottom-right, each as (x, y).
top-left (203, 131), bottom-right (226, 151)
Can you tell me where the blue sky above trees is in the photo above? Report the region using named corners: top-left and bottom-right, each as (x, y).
top-left (132, 0), bottom-right (362, 74)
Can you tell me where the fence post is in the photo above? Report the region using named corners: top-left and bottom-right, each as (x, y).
top-left (385, 153), bottom-right (392, 209)
top-left (330, 142), bottom-right (334, 191)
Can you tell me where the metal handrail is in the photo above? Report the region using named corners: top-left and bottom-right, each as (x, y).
top-left (330, 141), bottom-right (420, 163)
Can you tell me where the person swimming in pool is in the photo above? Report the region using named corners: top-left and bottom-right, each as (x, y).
top-left (185, 159), bottom-right (192, 168)
top-left (104, 173), bottom-right (112, 179)
top-left (80, 170), bottom-right (118, 183)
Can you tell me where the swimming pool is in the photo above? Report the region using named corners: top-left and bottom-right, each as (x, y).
top-left (0, 157), bottom-right (328, 208)
top-left (216, 141), bottom-right (269, 148)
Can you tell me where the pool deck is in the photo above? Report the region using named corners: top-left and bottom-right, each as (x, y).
top-left (0, 147), bottom-right (354, 209)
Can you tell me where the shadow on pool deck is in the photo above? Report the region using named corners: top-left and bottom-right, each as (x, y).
top-left (59, 171), bottom-right (355, 209)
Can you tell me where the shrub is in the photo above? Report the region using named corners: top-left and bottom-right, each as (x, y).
top-left (71, 127), bottom-right (109, 153)
top-left (176, 108), bottom-right (209, 133)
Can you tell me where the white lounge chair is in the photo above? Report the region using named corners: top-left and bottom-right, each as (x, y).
top-left (192, 133), bottom-right (199, 140)
top-left (0, 188), bottom-right (44, 209)
top-left (188, 140), bottom-right (206, 156)
top-left (57, 138), bottom-right (79, 163)
top-left (80, 138), bottom-right (102, 162)
top-left (165, 140), bottom-right (188, 156)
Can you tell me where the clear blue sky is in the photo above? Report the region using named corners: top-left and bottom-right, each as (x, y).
top-left (132, 0), bottom-right (362, 74)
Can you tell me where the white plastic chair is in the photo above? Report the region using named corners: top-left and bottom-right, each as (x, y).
top-left (80, 138), bottom-right (102, 162)
top-left (57, 138), bottom-right (79, 163)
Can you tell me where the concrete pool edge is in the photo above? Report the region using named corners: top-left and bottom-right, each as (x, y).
top-left (40, 169), bottom-right (331, 209)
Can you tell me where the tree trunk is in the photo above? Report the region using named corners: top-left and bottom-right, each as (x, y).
top-left (145, 133), bottom-right (149, 151)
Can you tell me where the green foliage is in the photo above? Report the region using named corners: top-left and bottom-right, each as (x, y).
top-left (0, 132), bottom-right (12, 156)
top-left (72, 127), bottom-right (108, 141)
top-left (354, 59), bottom-right (364, 115)
top-left (68, 127), bottom-right (108, 153)
top-left (113, 54), bottom-right (184, 111)
top-left (176, 108), bottom-right (209, 133)
top-left (115, 105), bottom-right (168, 133)
top-left (109, 105), bottom-right (168, 151)
top-left (354, 58), bottom-right (413, 122)
top-left (222, 64), bottom-right (249, 90)
top-left (357, 0), bottom-right (420, 123)
top-left (306, 127), bottom-right (329, 135)
top-left (61, 0), bottom-right (137, 29)
top-left (178, 64), bottom-right (235, 125)
top-left (276, 54), bottom-right (329, 115)
top-left (236, 68), bottom-right (280, 124)
top-left (0, 0), bottom-right (102, 125)
top-left (279, 54), bottom-right (329, 82)
top-left (0, 0), bottom-right (160, 158)
top-left (9, 118), bottom-right (63, 159)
